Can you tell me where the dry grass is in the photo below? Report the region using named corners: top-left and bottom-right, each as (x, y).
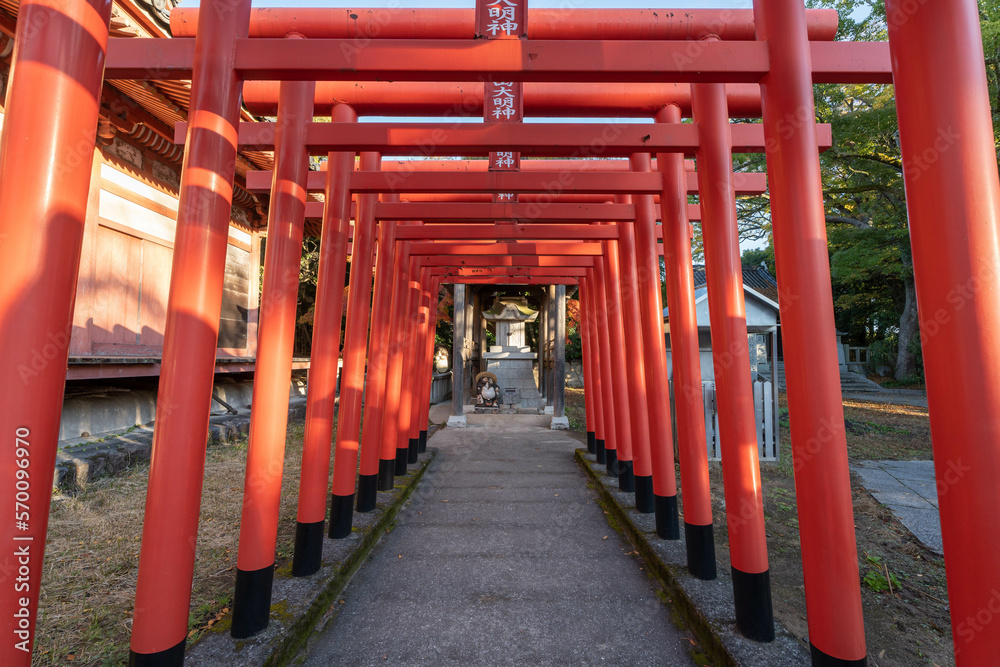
top-left (34, 421), bottom-right (310, 666)
top-left (832, 397), bottom-right (930, 460)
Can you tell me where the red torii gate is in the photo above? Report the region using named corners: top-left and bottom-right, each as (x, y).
top-left (0, 2), bottom-right (997, 667)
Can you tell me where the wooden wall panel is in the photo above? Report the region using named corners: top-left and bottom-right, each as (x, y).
top-left (69, 159), bottom-right (261, 364)
top-left (90, 226), bottom-right (142, 347)
top-left (139, 240), bottom-right (172, 346)
top-left (218, 244), bottom-right (251, 350)
top-left (69, 149), bottom-right (105, 355)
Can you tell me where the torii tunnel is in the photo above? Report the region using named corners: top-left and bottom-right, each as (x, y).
top-left (0, 1), bottom-right (997, 665)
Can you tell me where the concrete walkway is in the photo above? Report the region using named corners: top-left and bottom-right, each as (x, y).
top-left (851, 460), bottom-right (943, 554)
top-left (298, 415), bottom-right (696, 666)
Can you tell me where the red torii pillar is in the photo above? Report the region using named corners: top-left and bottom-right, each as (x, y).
top-left (590, 263), bottom-right (618, 474)
top-left (0, 0), bottom-right (113, 663)
top-left (580, 279), bottom-right (598, 455)
top-left (693, 78), bottom-right (774, 643)
top-left (755, 1), bottom-right (867, 663)
top-left (380, 240), bottom-right (413, 478)
top-left (232, 72), bottom-right (315, 638)
top-left (293, 104), bottom-right (357, 576)
top-left (360, 215), bottom-right (399, 496)
top-left (888, 1), bottom-right (1000, 664)
top-left (329, 152), bottom-right (382, 537)
top-left (405, 265), bottom-right (434, 462)
top-left (656, 104), bottom-right (716, 581)
top-left (582, 270), bottom-right (609, 465)
top-left (399, 259), bottom-right (427, 465)
top-left (128, 0), bottom-right (250, 661)
top-left (613, 198), bottom-right (654, 507)
top-left (416, 274), bottom-right (442, 453)
top-left (630, 153), bottom-right (680, 538)
top-left (597, 243), bottom-right (633, 484)
top-left (586, 277), bottom-right (608, 465)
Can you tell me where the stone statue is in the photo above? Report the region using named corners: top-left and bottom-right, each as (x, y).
top-left (474, 371), bottom-right (502, 410)
top-left (434, 345), bottom-right (450, 373)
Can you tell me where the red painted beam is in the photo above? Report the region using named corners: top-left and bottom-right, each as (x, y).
top-left (394, 224), bottom-right (618, 240)
top-left (440, 276), bottom-right (579, 285)
top-left (343, 241), bottom-right (669, 256)
top-left (355, 171), bottom-right (659, 195)
top-left (375, 202), bottom-right (634, 222)
top-left (176, 120), bottom-right (832, 156)
top-left (246, 167), bottom-right (767, 196)
top-left (406, 242), bottom-right (602, 256)
top-left (418, 255), bottom-right (594, 267)
top-left (301, 200), bottom-right (706, 221)
top-left (104, 37), bottom-right (891, 84)
top-left (242, 81), bottom-right (767, 118)
top-left (171, 8), bottom-right (840, 41)
top-left (431, 266), bottom-right (589, 277)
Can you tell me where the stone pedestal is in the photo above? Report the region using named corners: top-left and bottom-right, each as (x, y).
top-left (550, 416), bottom-right (570, 430)
top-left (483, 346), bottom-right (545, 410)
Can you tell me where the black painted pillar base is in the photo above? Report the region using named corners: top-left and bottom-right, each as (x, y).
top-left (292, 520), bottom-right (324, 577)
top-left (654, 494), bottom-right (680, 539)
top-left (129, 639), bottom-right (185, 667)
top-left (356, 474), bottom-right (378, 512)
top-left (586, 431), bottom-right (596, 454)
top-left (685, 522), bottom-right (717, 580)
top-left (617, 459), bottom-right (635, 492)
top-left (605, 448), bottom-right (618, 476)
top-left (394, 447), bottom-right (408, 475)
top-left (407, 437), bottom-right (419, 464)
top-left (634, 474), bottom-right (655, 513)
top-left (731, 566), bottom-right (775, 642)
top-left (328, 493), bottom-right (354, 538)
top-left (418, 430), bottom-right (428, 453)
top-left (810, 643), bottom-right (868, 666)
top-left (377, 458), bottom-right (395, 491)
top-left (595, 438), bottom-right (606, 465)
top-left (231, 564), bottom-right (275, 639)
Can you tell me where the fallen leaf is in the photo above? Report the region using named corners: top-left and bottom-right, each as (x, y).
top-left (602, 536), bottom-right (608, 540)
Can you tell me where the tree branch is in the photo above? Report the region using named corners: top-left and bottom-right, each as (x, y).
top-left (826, 215), bottom-right (871, 229)
top-left (833, 152), bottom-right (904, 171)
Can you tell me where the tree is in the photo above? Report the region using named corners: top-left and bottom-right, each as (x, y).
top-left (799, 0), bottom-right (921, 379)
top-left (741, 247), bottom-right (775, 276)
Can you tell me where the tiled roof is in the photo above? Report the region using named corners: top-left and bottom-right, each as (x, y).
top-left (692, 264), bottom-right (780, 304)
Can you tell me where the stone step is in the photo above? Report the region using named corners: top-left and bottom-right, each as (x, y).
top-left (769, 363), bottom-right (885, 393)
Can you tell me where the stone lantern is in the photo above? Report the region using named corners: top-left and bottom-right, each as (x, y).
top-left (482, 296), bottom-right (545, 411)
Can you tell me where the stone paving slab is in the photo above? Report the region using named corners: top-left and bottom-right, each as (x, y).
top-left (851, 460), bottom-right (943, 554)
top-left (298, 416), bottom-right (698, 666)
top-left (577, 451), bottom-right (811, 667)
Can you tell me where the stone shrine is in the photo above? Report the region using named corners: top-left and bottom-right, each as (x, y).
top-left (482, 297), bottom-right (546, 411)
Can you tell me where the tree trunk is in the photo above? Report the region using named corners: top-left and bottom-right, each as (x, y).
top-left (895, 276), bottom-right (919, 380)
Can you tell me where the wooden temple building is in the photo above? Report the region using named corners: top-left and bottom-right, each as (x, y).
top-left (0, 0), bottom-right (295, 381)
